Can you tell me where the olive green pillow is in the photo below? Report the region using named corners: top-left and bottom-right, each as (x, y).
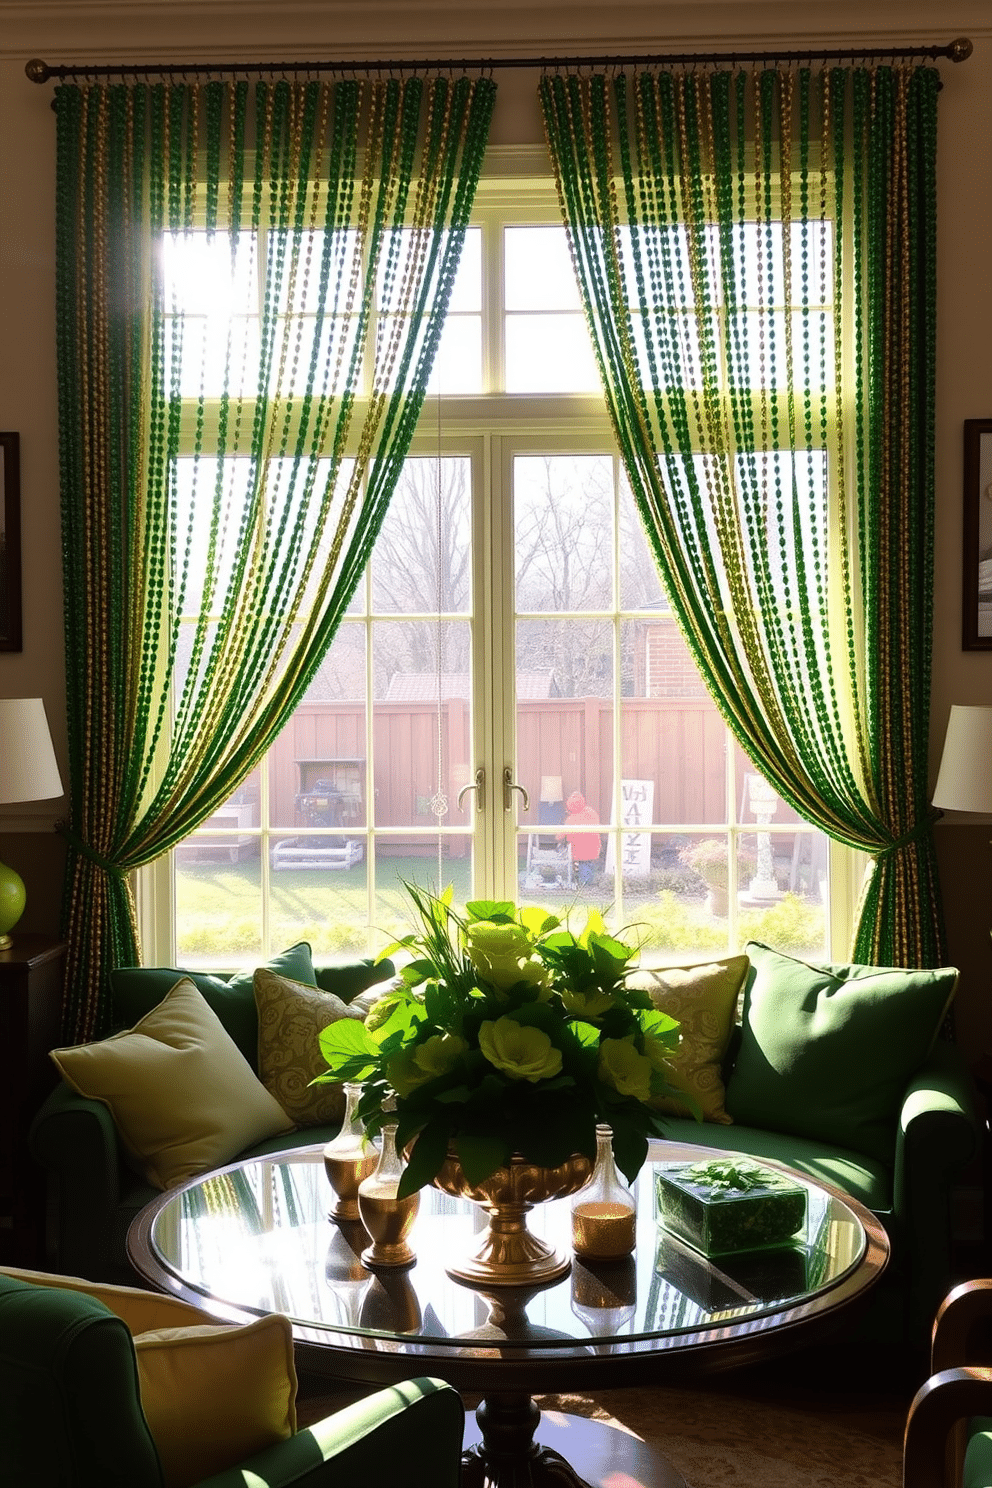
top-left (626, 956), bottom-right (749, 1123)
top-left (51, 977), bottom-right (295, 1190)
top-left (254, 968), bottom-right (366, 1127)
top-left (724, 942), bottom-right (958, 1162)
top-left (110, 943), bottom-right (316, 1066)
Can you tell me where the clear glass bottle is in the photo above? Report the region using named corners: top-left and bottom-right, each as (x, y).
top-left (357, 1106), bottom-right (419, 1269)
top-left (323, 1082), bottom-right (379, 1222)
top-left (570, 1123), bottom-right (637, 1259)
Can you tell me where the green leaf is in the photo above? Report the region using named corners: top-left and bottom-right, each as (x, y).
top-left (518, 905), bottom-right (561, 936)
top-left (465, 898), bottom-right (517, 924)
top-left (454, 1131), bottom-right (511, 1185)
top-left (434, 1083), bottom-right (473, 1105)
top-left (504, 999), bottom-right (557, 1032)
top-left (608, 1118), bottom-right (649, 1186)
top-left (317, 1019), bottom-right (380, 1075)
top-left (398, 1120), bottom-right (451, 1198)
top-left (518, 1101), bottom-right (595, 1167)
top-left (568, 1019), bottom-right (601, 1049)
top-left (638, 1008), bottom-right (681, 1047)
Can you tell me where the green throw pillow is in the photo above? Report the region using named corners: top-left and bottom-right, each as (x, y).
top-left (724, 941), bottom-right (958, 1162)
top-left (110, 943), bottom-right (316, 1067)
top-left (314, 957), bottom-right (396, 1004)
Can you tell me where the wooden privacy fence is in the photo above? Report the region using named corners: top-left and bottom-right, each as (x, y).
top-left (261, 696), bottom-right (743, 836)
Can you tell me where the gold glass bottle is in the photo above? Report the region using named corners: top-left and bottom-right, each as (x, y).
top-left (323, 1082), bottom-right (379, 1222)
top-left (570, 1123), bottom-right (637, 1260)
top-left (357, 1109), bottom-right (420, 1269)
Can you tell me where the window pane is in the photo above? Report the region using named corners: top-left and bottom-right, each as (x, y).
top-left (618, 478), bottom-right (666, 611)
top-left (164, 315), bottom-right (262, 399)
top-left (427, 315), bottom-right (482, 395)
top-left (374, 837), bottom-right (472, 943)
top-left (372, 457), bottom-right (471, 615)
top-left (269, 696), bottom-right (368, 833)
top-left (372, 618), bottom-right (472, 830)
top-left (505, 227), bottom-right (582, 311)
top-left (175, 807), bottom-right (263, 969)
top-left (505, 313), bottom-right (599, 393)
top-left (514, 455), bottom-right (614, 612)
top-left (269, 837), bottom-right (370, 955)
top-left (375, 228), bottom-right (481, 312)
top-left (161, 231), bottom-right (258, 314)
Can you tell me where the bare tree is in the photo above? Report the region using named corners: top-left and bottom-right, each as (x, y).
top-left (370, 457), bottom-right (471, 693)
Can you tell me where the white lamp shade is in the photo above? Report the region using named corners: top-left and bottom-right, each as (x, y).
top-left (0, 698), bottom-right (64, 805)
top-left (932, 704), bottom-right (992, 814)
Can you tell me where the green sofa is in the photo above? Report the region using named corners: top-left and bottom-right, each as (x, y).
top-left (28, 942), bottom-right (978, 1356)
top-left (29, 949), bottom-right (396, 1288)
top-left (0, 1267), bottom-right (463, 1487)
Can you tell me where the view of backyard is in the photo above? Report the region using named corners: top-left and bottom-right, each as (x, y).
top-left (175, 843), bottom-right (827, 970)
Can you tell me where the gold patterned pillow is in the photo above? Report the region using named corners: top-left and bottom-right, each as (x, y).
top-left (626, 956), bottom-right (749, 1124)
top-left (254, 968), bottom-right (365, 1127)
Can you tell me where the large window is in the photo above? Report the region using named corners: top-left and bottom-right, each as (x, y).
top-left (141, 156), bottom-right (856, 969)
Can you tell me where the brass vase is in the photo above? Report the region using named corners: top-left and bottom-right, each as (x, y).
top-left (433, 1150), bottom-right (592, 1287)
top-left (358, 1118), bottom-right (420, 1270)
top-left (323, 1082), bottom-right (379, 1222)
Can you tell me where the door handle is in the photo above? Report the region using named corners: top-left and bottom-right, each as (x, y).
top-left (503, 768), bottom-right (530, 814)
top-left (457, 768), bottom-right (485, 814)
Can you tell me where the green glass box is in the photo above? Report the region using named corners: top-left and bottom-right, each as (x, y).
top-left (655, 1159), bottom-right (807, 1257)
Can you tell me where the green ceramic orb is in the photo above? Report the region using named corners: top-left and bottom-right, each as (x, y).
top-left (0, 861), bottom-right (26, 941)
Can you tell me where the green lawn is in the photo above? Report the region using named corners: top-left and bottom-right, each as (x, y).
top-left (175, 853), bottom-right (475, 965)
top-left (175, 851), bottom-right (825, 969)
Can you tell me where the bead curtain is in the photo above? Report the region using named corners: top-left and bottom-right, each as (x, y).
top-left (540, 65), bottom-right (944, 969)
top-left (55, 75), bottom-right (495, 1040)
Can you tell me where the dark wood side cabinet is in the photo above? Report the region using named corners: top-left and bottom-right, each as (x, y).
top-left (0, 935), bottom-right (66, 1266)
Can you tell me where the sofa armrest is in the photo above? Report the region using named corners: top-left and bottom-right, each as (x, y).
top-left (27, 1081), bottom-right (131, 1279)
top-left (894, 1039), bottom-right (979, 1210)
top-left (196, 1378), bottom-right (465, 1488)
top-left (892, 1039), bottom-right (980, 1336)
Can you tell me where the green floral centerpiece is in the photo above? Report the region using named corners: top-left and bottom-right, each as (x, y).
top-left (313, 883), bottom-right (694, 1201)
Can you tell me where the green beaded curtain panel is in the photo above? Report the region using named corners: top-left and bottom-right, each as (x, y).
top-left (539, 65), bottom-right (943, 969)
top-left (56, 76), bottom-right (495, 1041)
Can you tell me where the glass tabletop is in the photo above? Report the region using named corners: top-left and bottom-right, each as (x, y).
top-left (139, 1141), bottom-right (873, 1355)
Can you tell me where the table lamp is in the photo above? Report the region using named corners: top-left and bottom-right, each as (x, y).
top-left (0, 697), bottom-right (64, 948)
top-left (932, 704), bottom-right (992, 816)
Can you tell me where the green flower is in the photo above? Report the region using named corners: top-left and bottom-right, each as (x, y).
top-left (385, 1047), bottom-right (434, 1097)
top-left (386, 1033), bottom-right (467, 1096)
top-left (558, 984), bottom-right (616, 1018)
top-left (598, 1035), bottom-right (653, 1102)
top-left (478, 1015), bottom-right (563, 1082)
top-left (412, 1032), bottom-right (468, 1080)
top-left (466, 922), bottom-right (553, 997)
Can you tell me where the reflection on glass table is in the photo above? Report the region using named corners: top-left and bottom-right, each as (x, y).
top-left (144, 1149), bottom-right (867, 1352)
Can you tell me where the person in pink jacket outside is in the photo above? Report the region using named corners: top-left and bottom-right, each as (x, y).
top-left (560, 790), bottom-right (601, 885)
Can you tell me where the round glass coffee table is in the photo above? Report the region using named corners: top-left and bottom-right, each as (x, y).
top-left (128, 1139), bottom-right (888, 1488)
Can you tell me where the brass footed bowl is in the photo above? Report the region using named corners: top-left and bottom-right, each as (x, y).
top-left (433, 1150), bottom-right (592, 1288)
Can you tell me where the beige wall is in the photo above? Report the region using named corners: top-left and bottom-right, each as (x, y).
top-left (1, 0), bottom-right (990, 1042)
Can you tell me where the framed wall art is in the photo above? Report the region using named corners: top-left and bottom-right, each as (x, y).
top-left (963, 420), bottom-right (992, 650)
top-left (0, 432), bottom-right (21, 653)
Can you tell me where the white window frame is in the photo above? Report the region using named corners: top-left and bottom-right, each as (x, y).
top-left (138, 145), bottom-right (862, 967)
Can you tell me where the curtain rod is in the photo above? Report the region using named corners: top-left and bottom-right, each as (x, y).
top-left (25, 37), bottom-right (973, 84)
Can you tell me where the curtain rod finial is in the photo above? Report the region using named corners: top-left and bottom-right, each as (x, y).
top-left (948, 38), bottom-right (973, 63)
top-left (25, 58), bottom-right (52, 83)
